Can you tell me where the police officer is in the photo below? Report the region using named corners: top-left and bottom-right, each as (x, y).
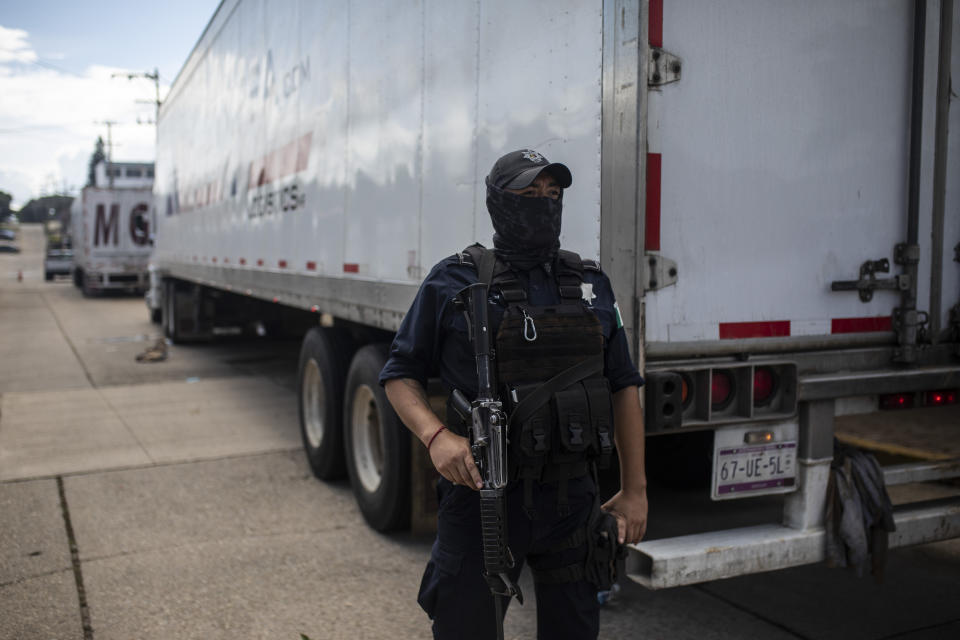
top-left (380, 149), bottom-right (648, 639)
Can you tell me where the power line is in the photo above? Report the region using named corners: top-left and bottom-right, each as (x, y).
top-left (27, 58), bottom-right (84, 78)
top-left (0, 124), bottom-right (69, 134)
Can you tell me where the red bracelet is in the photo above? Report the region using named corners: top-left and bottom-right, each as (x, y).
top-left (426, 426), bottom-right (447, 451)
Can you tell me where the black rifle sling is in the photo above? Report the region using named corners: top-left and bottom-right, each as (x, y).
top-left (507, 355), bottom-right (603, 430)
top-left (476, 246), bottom-right (498, 290)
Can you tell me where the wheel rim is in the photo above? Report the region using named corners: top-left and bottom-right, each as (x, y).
top-left (350, 384), bottom-right (384, 494)
top-left (302, 358), bottom-right (326, 449)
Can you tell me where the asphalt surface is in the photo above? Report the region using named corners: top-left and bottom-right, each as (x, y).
top-left (2, 223), bottom-right (959, 639)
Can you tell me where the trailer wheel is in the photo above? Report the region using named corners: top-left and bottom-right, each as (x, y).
top-left (298, 327), bottom-right (356, 480)
top-left (150, 307), bottom-right (162, 324)
top-left (44, 270), bottom-right (52, 281)
top-left (344, 343), bottom-right (410, 532)
top-left (72, 268), bottom-right (82, 289)
top-left (162, 279), bottom-right (179, 341)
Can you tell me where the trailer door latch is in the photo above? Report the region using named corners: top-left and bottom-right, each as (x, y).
top-left (649, 47), bottom-right (682, 86)
top-left (830, 257), bottom-right (909, 302)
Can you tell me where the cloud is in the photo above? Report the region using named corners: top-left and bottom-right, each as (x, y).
top-left (0, 26), bottom-right (165, 208)
top-left (0, 26), bottom-right (37, 64)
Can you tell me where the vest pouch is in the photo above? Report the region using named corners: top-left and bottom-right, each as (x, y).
top-left (552, 384), bottom-right (594, 455)
top-left (506, 383), bottom-right (553, 477)
top-left (582, 377), bottom-right (614, 467)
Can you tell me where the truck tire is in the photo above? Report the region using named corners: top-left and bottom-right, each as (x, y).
top-left (44, 270), bottom-right (52, 281)
top-left (72, 268), bottom-right (81, 288)
top-left (298, 327), bottom-right (356, 480)
top-left (162, 279), bottom-right (177, 341)
top-left (80, 273), bottom-right (94, 297)
top-left (150, 307), bottom-right (162, 324)
top-left (343, 343), bottom-right (410, 532)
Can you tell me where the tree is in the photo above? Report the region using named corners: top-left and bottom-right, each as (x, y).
top-left (0, 190), bottom-right (11, 220)
top-left (87, 137), bottom-right (106, 187)
top-left (16, 195), bottom-right (73, 223)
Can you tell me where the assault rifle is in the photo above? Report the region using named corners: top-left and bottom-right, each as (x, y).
top-left (451, 281), bottom-right (523, 640)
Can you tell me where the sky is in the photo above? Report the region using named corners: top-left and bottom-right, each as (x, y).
top-left (0, 1), bottom-right (222, 208)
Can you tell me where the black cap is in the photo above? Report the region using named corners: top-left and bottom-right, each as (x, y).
top-left (486, 149), bottom-right (572, 190)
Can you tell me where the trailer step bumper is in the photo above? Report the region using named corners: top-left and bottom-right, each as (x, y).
top-left (627, 496), bottom-right (960, 589)
top-left (883, 458), bottom-right (960, 485)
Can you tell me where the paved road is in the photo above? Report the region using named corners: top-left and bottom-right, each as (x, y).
top-left (2, 224), bottom-right (959, 639)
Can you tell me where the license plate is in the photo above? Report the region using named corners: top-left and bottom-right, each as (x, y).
top-left (711, 423), bottom-right (798, 500)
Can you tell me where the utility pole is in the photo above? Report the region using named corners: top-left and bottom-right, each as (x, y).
top-left (113, 68), bottom-right (161, 133)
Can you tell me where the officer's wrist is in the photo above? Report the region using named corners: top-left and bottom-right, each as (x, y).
top-left (425, 425), bottom-right (447, 451)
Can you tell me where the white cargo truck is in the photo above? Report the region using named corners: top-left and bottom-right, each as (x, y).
top-left (71, 161), bottom-right (154, 295)
top-left (152, 0), bottom-right (960, 588)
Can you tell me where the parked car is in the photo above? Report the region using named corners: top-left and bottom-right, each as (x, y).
top-left (44, 246), bottom-right (74, 280)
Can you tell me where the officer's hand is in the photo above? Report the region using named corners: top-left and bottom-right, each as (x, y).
top-left (429, 430), bottom-right (484, 490)
top-left (602, 488), bottom-right (648, 545)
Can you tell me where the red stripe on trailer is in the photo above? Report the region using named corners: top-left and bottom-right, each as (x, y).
top-left (223, 258), bottom-right (229, 264)
top-left (278, 259), bottom-right (288, 268)
top-left (719, 321), bottom-right (791, 339)
top-left (832, 316), bottom-right (892, 334)
top-left (645, 153), bottom-right (662, 251)
top-left (248, 132), bottom-right (313, 191)
top-left (650, 0), bottom-right (663, 48)
top-left (306, 261), bottom-right (317, 271)
top-left (212, 257), bottom-right (217, 263)
top-left (239, 258), bottom-right (246, 265)
top-left (256, 259), bottom-right (264, 266)
top-left (343, 263), bottom-right (359, 273)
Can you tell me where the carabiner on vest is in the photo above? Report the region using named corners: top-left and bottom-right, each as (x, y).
top-left (521, 307), bottom-right (537, 342)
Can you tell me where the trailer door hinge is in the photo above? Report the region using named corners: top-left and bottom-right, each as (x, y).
top-left (643, 253), bottom-right (678, 291)
top-left (648, 47), bottom-right (682, 86)
top-left (830, 257), bottom-right (908, 303)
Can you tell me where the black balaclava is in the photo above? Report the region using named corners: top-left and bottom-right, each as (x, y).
top-left (484, 148), bottom-right (572, 270)
top-left (486, 179), bottom-right (563, 271)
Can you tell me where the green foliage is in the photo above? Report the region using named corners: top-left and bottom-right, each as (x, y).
top-left (0, 190), bottom-right (11, 219)
top-left (16, 195), bottom-right (73, 223)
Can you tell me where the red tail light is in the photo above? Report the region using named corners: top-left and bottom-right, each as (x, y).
top-left (880, 389), bottom-right (958, 410)
top-left (753, 367), bottom-right (777, 406)
top-left (880, 393), bottom-right (914, 410)
top-left (711, 370), bottom-right (734, 410)
top-left (924, 390), bottom-right (957, 406)
top-left (680, 373), bottom-right (692, 408)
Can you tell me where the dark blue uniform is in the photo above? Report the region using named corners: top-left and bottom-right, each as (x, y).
top-left (380, 253), bottom-right (642, 640)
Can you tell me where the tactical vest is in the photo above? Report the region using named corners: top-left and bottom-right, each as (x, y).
top-left (453, 245), bottom-right (615, 514)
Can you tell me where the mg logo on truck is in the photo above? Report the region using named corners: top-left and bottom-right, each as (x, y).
top-left (130, 203), bottom-right (150, 246)
top-left (93, 202), bottom-right (151, 246)
top-left (94, 204), bottom-right (119, 246)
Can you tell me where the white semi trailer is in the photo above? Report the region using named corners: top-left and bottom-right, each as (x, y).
top-left (152, 0), bottom-right (960, 588)
top-left (71, 185), bottom-right (153, 295)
